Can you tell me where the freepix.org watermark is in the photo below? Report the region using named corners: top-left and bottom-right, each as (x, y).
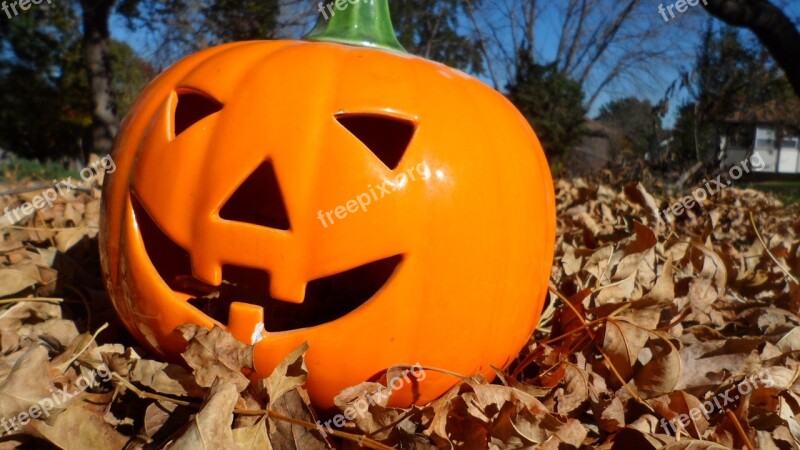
top-left (658, 0), bottom-right (707, 23)
top-left (2, 154), bottom-right (116, 226)
top-left (317, 0), bottom-right (368, 21)
top-left (316, 363), bottom-right (427, 437)
top-left (0, 363), bottom-right (113, 435)
top-left (659, 369), bottom-right (774, 434)
top-left (658, 152), bottom-right (765, 224)
top-left (317, 161), bottom-right (430, 229)
top-left (2, 0), bottom-right (52, 20)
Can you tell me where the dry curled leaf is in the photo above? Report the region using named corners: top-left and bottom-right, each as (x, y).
top-left (29, 396), bottom-right (128, 449)
top-left (0, 345), bottom-right (60, 423)
top-left (165, 379), bottom-right (240, 450)
top-left (179, 324), bottom-right (254, 392)
top-left (259, 342), bottom-right (309, 403)
top-left (0, 170), bottom-right (798, 449)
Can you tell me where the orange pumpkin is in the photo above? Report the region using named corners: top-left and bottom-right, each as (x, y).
top-left (99, 0), bottom-right (555, 409)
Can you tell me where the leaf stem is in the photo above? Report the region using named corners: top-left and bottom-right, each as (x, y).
top-left (112, 374), bottom-right (395, 450)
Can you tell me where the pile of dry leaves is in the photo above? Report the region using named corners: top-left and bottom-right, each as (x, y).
top-left (0, 161), bottom-right (798, 449)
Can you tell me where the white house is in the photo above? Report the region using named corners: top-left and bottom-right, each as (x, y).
top-left (720, 100), bottom-right (800, 175)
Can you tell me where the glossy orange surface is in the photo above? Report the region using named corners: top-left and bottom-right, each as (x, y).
top-left (99, 39), bottom-right (556, 409)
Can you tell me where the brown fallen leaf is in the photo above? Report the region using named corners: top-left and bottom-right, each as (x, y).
top-left (0, 345), bottom-right (61, 427)
top-left (232, 417), bottom-right (273, 450)
top-left (258, 342), bottom-right (309, 404)
top-left (553, 363), bottom-right (590, 414)
top-left (650, 391), bottom-right (709, 438)
top-left (2, 170), bottom-right (799, 450)
top-left (631, 332), bottom-right (682, 398)
top-left (178, 324), bottom-right (254, 392)
top-left (603, 318), bottom-right (651, 383)
top-left (54, 227), bottom-right (88, 253)
top-left (164, 379), bottom-right (240, 450)
top-left (143, 401), bottom-right (177, 439)
top-left (29, 395), bottom-right (128, 449)
top-left (129, 358), bottom-right (205, 398)
top-left (657, 440), bottom-right (733, 449)
top-left (0, 265), bottom-right (40, 298)
top-left (268, 388), bottom-right (329, 450)
top-left (0, 301), bottom-right (65, 353)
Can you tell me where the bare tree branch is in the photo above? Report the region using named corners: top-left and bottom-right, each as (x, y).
top-left (465, 0), bottom-right (501, 89)
top-left (576, 0), bottom-right (640, 84)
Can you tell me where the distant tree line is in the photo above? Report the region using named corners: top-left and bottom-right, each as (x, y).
top-left (0, 0), bottom-right (797, 169)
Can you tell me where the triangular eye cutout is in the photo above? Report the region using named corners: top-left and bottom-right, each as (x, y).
top-left (336, 114), bottom-right (415, 170)
top-left (174, 90), bottom-right (223, 137)
top-left (219, 160), bottom-right (291, 230)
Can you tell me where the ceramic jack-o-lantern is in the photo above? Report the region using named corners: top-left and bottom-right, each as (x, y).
top-left (99, 0), bottom-right (556, 409)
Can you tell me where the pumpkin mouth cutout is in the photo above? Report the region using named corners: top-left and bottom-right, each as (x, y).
top-left (131, 194), bottom-right (403, 332)
top-left (188, 256), bottom-right (403, 332)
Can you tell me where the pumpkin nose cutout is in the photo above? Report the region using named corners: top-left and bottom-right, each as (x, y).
top-left (219, 160), bottom-right (291, 230)
top-left (336, 114), bottom-right (415, 170)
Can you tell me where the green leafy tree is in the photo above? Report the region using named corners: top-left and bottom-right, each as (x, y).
top-left (596, 97), bottom-right (661, 157)
top-left (111, 42), bottom-right (157, 119)
top-left (0, 4), bottom-right (87, 159)
top-left (506, 51), bottom-right (587, 160)
top-left (0, 0), bottom-right (275, 160)
top-left (120, 0), bottom-right (281, 62)
top-left (0, 1), bottom-right (156, 159)
top-left (204, 0), bottom-right (279, 42)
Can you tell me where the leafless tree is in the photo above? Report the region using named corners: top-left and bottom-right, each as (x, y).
top-left (464, 0), bottom-right (704, 109)
top-left (119, 0), bottom-right (314, 69)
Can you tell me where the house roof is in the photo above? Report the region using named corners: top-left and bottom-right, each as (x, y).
top-left (724, 98), bottom-right (800, 128)
top-left (584, 120), bottom-right (618, 138)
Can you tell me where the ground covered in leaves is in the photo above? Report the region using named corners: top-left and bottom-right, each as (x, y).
top-left (0, 163), bottom-right (799, 449)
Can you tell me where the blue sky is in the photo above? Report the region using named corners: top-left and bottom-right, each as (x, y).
top-left (109, 1), bottom-right (800, 129)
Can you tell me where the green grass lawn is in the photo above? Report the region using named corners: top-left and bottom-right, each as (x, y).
top-left (0, 156), bottom-right (80, 184)
top-left (744, 181), bottom-right (800, 205)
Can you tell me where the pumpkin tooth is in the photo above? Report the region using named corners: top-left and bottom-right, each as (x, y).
top-left (267, 271), bottom-right (307, 305)
top-left (227, 302), bottom-right (265, 345)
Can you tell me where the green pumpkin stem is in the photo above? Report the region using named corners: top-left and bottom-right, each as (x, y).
top-left (304, 0), bottom-right (406, 52)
